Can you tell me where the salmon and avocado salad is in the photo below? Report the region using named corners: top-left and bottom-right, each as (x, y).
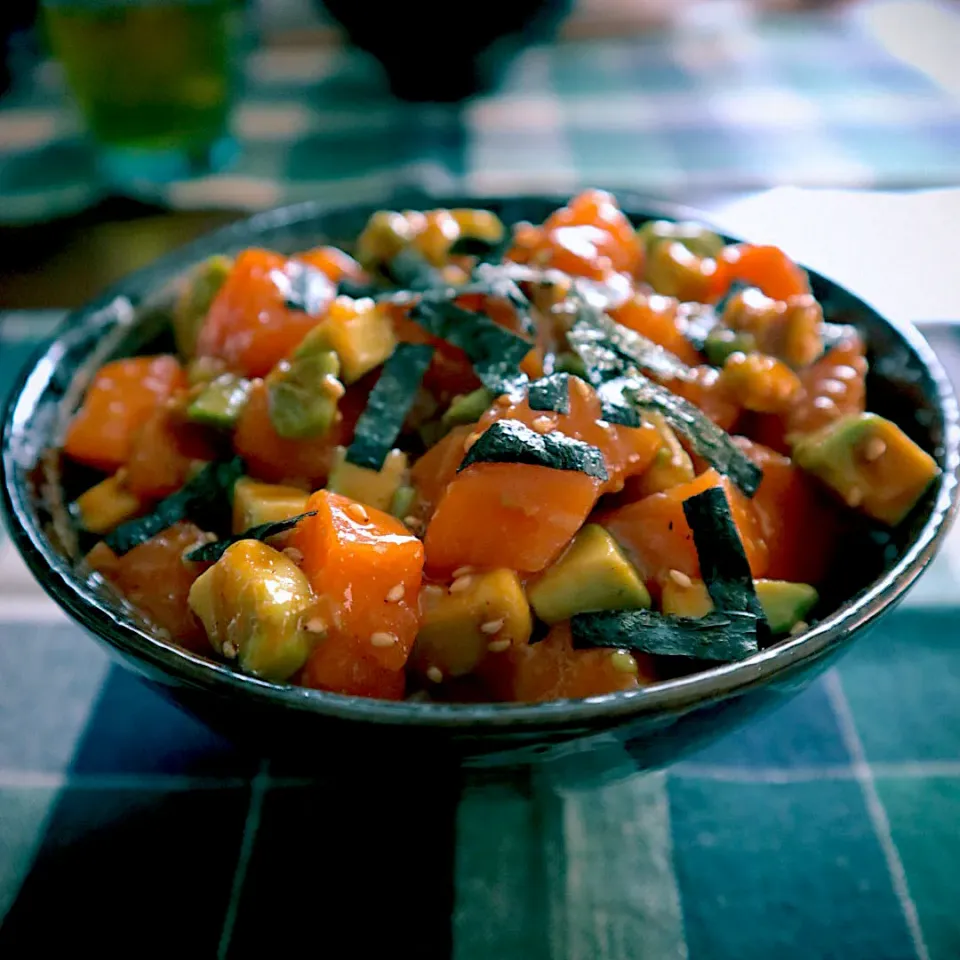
top-left (62, 191), bottom-right (940, 702)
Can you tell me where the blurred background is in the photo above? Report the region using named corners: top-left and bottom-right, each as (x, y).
top-left (0, 0), bottom-right (958, 311)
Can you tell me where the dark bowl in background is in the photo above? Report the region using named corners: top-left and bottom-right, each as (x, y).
top-left (2, 192), bottom-right (958, 788)
top-left (318, 0), bottom-right (573, 101)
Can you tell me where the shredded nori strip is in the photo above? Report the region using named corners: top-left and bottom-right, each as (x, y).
top-left (458, 418), bottom-right (608, 482)
top-left (104, 457), bottom-right (245, 556)
top-left (594, 378), bottom-right (643, 427)
top-left (186, 511), bottom-right (317, 563)
top-left (681, 302), bottom-right (720, 354)
top-left (281, 261), bottom-right (336, 314)
top-left (411, 296), bottom-right (531, 394)
top-left (571, 608), bottom-right (759, 662)
top-left (713, 279), bottom-right (751, 318)
top-left (448, 235), bottom-right (511, 263)
top-left (346, 342), bottom-right (435, 471)
top-left (682, 486), bottom-right (767, 628)
top-left (622, 378), bottom-right (762, 496)
top-left (527, 372), bottom-right (573, 415)
top-left (384, 248), bottom-right (446, 291)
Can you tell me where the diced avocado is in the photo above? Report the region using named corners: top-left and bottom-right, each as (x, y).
top-left (173, 255), bottom-right (233, 360)
top-left (630, 413), bottom-right (696, 496)
top-left (187, 374), bottom-right (251, 428)
top-left (355, 210), bottom-right (417, 271)
top-left (638, 220), bottom-right (724, 260)
top-left (390, 484), bottom-right (416, 520)
top-left (793, 412), bottom-right (940, 525)
top-left (441, 387), bottom-right (493, 428)
top-left (528, 524), bottom-right (651, 624)
top-left (266, 347), bottom-right (341, 440)
top-left (232, 477), bottom-right (310, 534)
top-left (188, 539), bottom-right (317, 681)
top-left (554, 352), bottom-right (588, 378)
top-left (327, 446), bottom-right (409, 512)
top-left (704, 327), bottom-right (757, 367)
top-left (754, 580), bottom-right (818, 634)
top-left (449, 208), bottom-right (505, 244)
top-left (413, 570), bottom-right (532, 678)
top-left (661, 577), bottom-right (818, 635)
top-left (74, 474), bottom-right (146, 535)
top-left (313, 296), bottom-right (398, 383)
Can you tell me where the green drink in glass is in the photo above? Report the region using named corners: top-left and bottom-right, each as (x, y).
top-left (42, 0), bottom-right (238, 183)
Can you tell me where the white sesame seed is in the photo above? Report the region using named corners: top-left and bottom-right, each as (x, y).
top-left (346, 502), bottom-right (369, 523)
top-left (283, 547), bottom-right (304, 564)
top-left (321, 374), bottom-right (346, 399)
top-left (449, 575), bottom-right (474, 594)
top-left (403, 515), bottom-right (424, 533)
top-left (487, 638), bottom-right (511, 653)
top-left (669, 568), bottom-right (693, 589)
top-left (480, 618), bottom-right (505, 635)
top-left (385, 584), bottom-right (405, 603)
top-left (373, 542), bottom-right (388, 554)
top-left (304, 616), bottom-right (327, 635)
top-left (846, 487), bottom-right (864, 508)
top-left (863, 437), bottom-right (887, 462)
top-left (370, 631), bottom-right (398, 648)
top-left (610, 650), bottom-right (638, 674)
top-left (222, 641), bottom-right (238, 659)
top-left (426, 666), bottom-right (444, 684)
top-left (573, 378), bottom-right (592, 400)
top-left (463, 432), bottom-right (481, 452)
top-left (627, 453), bottom-right (641, 464)
top-left (789, 620), bottom-right (809, 637)
top-left (421, 584), bottom-right (445, 599)
top-left (531, 415), bottom-right (555, 434)
top-left (451, 565), bottom-right (475, 579)
top-left (114, 467), bottom-right (129, 484)
top-left (496, 394), bottom-right (512, 408)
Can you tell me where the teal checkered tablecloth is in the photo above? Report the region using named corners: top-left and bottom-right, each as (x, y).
top-left (1, 310), bottom-right (960, 958)
top-left (2, 7), bottom-right (960, 224)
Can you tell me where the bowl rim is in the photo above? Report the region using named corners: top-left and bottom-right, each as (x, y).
top-left (3, 191), bottom-right (959, 731)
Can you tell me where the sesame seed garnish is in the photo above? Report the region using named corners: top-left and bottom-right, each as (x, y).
top-left (346, 502), bottom-right (369, 523)
top-left (374, 542), bottom-right (388, 554)
top-left (789, 620), bottom-right (809, 637)
top-left (114, 467), bottom-right (129, 484)
top-left (531, 415), bottom-right (555, 434)
top-left (480, 618), bottom-right (505, 635)
top-left (426, 666), bottom-right (444, 684)
top-left (370, 631), bottom-right (398, 648)
top-left (573, 378), bottom-right (592, 400)
top-left (283, 547), bottom-right (304, 564)
top-left (421, 584), bottom-right (444, 599)
top-left (627, 453), bottom-right (641, 464)
top-left (385, 584), bottom-right (405, 603)
top-left (487, 638), bottom-right (511, 653)
top-left (321, 374), bottom-right (346, 399)
top-left (222, 641), bottom-right (238, 659)
top-left (610, 650), bottom-right (638, 674)
top-left (449, 575), bottom-right (473, 594)
top-left (669, 568), bottom-right (693, 589)
top-left (464, 432), bottom-right (481, 452)
top-left (304, 616), bottom-right (327, 635)
top-left (846, 487), bottom-right (864, 508)
top-left (452, 565), bottom-right (475, 579)
top-left (863, 437), bottom-right (887, 462)
top-left (496, 394), bottom-right (512, 408)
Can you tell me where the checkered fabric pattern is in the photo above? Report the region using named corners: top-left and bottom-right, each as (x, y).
top-left (1, 8), bottom-right (960, 224)
top-left (1, 311), bottom-right (960, 958)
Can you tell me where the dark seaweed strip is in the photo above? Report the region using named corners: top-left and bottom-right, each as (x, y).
top-left (573, 302), bottom-right (691, 380)
top-left (682, 486), bottom-right (767, 630)
top-left (186, 511), bottom-right (317, 563)
top-left (346, 343), bottom-right (435, 471)
top-left (595, 379), bottom-right (642, 427)
top-left (336, 277), bottom-right (381, 300)
top-left (411, 296), bottom-right (531, 394)
top-left (458, 418), bottom-right (608, 482)
top-left (527, 373), bottom-right (573, 415)
top-left (622, 378), bottom-right (762, 496)
top-left (681, 302), bottom-right (719, 354)
top-left (104, 457), bottom-right (245, 556)
top-left (385, 248), bottom-right (446, 291)
top-left (463, 263), bottom-right (536, 338)
top-left (281, 261), bottom-right (336, 314)
top-left (448, 235), bottom-right (511, 263)
top-left (571, 608), bottom-right (759, 662)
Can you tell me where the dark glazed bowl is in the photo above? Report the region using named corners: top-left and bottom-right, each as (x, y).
top-left (3, 193), bottom-right (959, 785)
